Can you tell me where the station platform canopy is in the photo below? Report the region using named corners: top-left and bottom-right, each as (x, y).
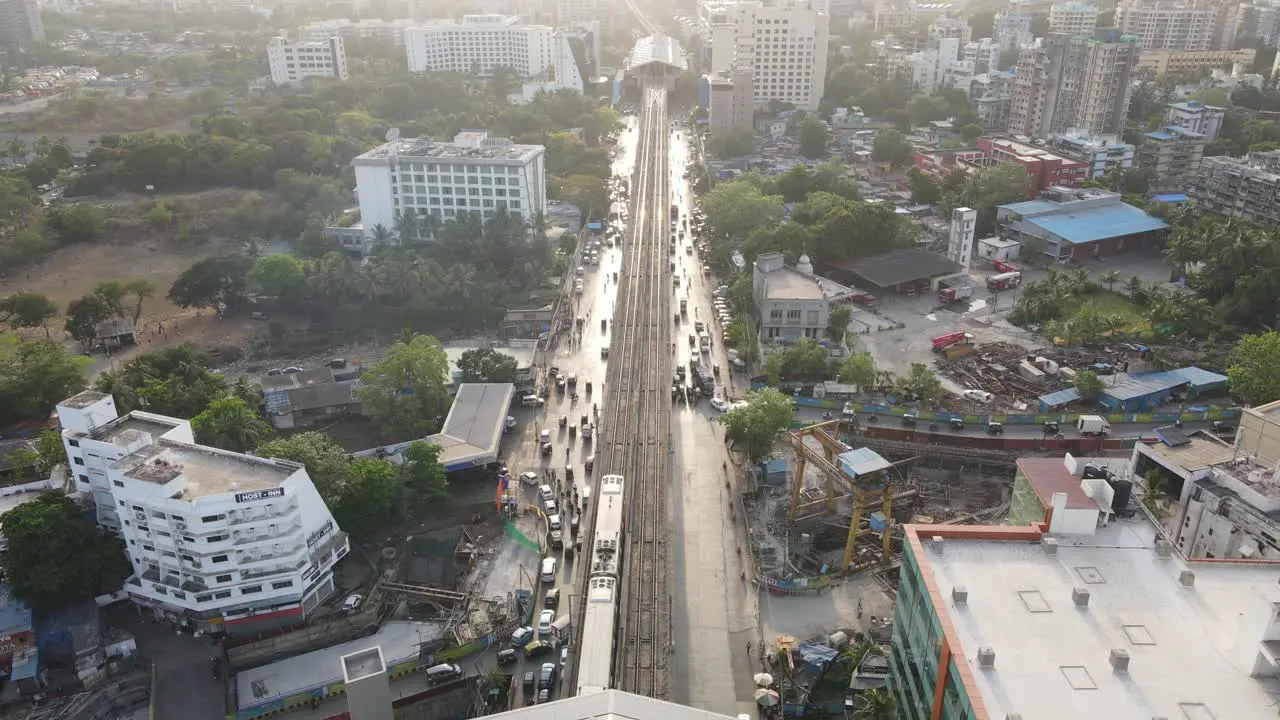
top-left (351, 383), bottom-right (513, 472)
top-left (627, 35), bottom-right (687, 73)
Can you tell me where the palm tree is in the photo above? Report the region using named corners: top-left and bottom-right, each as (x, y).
top-left (369, 223), bottom-right (392, 248)
top-left (395, 211), bottom-right (420, 244)
top-left (1100, 269), bottom-right (1121, 292)
top-left (851, 688), bottom-right (895, 719)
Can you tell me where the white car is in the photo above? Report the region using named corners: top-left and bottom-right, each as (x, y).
top-left (521, 471), bottom-right (540, 486)
top-left (342, 594), bottom-right (363, 613)
top-left (538, 484), bottom-right (554, 502)
top-left (710, 397), bottom-right (729, 413)
top-left (538, 610), bottom-right (554, 633)
top-left (963, 389), bottom-right (994, 404)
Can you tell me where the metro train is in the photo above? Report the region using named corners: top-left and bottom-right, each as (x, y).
top-left (575, 473), bottom-right (625, 696)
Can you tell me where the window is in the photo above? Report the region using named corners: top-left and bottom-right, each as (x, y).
top-left (157, 530), bottom-right (170, 537)
top-left (213, 554), bottom-right (229, 563)
top-left (207, 535), bottom-right (228, 543)
top-left (173, 592), bottom-right (185, 600)
top-left (196, 594), bottom-right (212, 603)
top-left (271, 580), bottom-right (294, 590)
top-left (181, 554), bottom-right (194, 562)
top-left (216, 574), bottom-right (233, 583)
top-left (79, 475), bottom-right (89, 483)
top-left (68, 439), bottom-right (79, 448)
top-left (202, 514), bottom-right (225, 523)
top-left (241, 585), bottom-right (263, 595)
top-left (73, 457), bottom-right (84, 466)
top-left (770, 309), bottom-right (783, 320)
top-left (214, 591), bottom-right (232, 600)
top-left (143, 544), bottom-right (154, 552)
top-left (787, 309), bottom-right (801, 320)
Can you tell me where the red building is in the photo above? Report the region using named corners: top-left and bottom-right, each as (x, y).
top-left (913, 138), bottom-right (1088, 194)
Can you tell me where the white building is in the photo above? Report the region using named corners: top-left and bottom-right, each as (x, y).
top-left (962, 37), bottom-right (1001, 75)
top-left (1165, 100), bottom-right (1226, 141)
top-left (510, 30), bottom-right (586, 102)
top-left (1115, 0), bottom-right (1218, 51)
top-left (947, 207), bottom-right (976, 268)
top-left (266, 36), bottom-right (349, 87)
top-left (976, 236), bottom-right (1021, 262)
top-left (927, 16), bottom-right (971, 46)
top-left (350, 131), bottom-right (546, 251)
top-left (752, 252), bottom-right (831, 342)
top-left (707, 67), bottom-right (754, 138)
top-left (405, 15), bottom-right (555, 78)
top-left (994, 5), bottom-right (1033, 50)
top-left (1049, 1), bottom-right (1100, 36)
top-left (56, 391), bottom-right (348, 632)
top-left (1045, 129), bottom-right (1136, 179)
top-left (906, 37), bottom-right (974, 95)
top-left (699, 0), bottom-right (830, 112)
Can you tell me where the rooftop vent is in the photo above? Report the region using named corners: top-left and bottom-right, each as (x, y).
top-left (977, 646), bottom-right (996, 668)
top-left (1042, 537), bottom-right (1059, 555)
top-left (1109, 648), bottom-right (1130, 673)
top-left (932, 536), bottom-right (945, 555)
top-left (1006, 715), bottom-right (1024, 720)
top-left (952, 585), bottom-right (968, 605)
top-left (1154, 538), bottom-right (1173, 557)
top-left (1072, 587), bottom-right (1091, 608)
top-left (1179, 570), bottom-right (1196, 588)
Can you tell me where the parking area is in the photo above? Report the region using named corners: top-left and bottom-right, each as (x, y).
top-left (106, 606), bottom-right (227, 720)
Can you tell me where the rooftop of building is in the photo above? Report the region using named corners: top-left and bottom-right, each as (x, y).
top-left (627, 34), bottom-right (687, 73)
top-left (833, 248), bottom-right (964, 288)
top-left (982, 137), bottom-right (1077, 164)
top-left (260, 369), bottom-right (334, 392)
top-left (754, 256), bottom-right (825, 301)
top-left (1146, 125), bottom-right (1206, 141)
top-left (113, 440), bottom-right (297, 498)
top-left (1016, 457), bottom-right (1097, 509)
top-left (236, 621), bottom-right (445, 712)
top-left (1247, 399), bottom-right (1280, 420)
top-left (444, 344), bottom-right (534, 381)
top-left (484, 689), bottom-right (737, 720)
top-left (905, 519), bottom-right (1280, 720)
top-left (999, 192), bottom-right (1169, 245)
top-left (0, 586), bottom-right (31, 637)
top-left (1141, 431), bottom-right (1237, 474)
top-left (1168, 100), bottom-right (1225, 113)
top-left (59, 390), bottom-right (110, 409)
top-left (341, 646), bottom-right (384, 683)
top-left (353, 132), bottom-right (542, 164)
top-left (287, 383), bottom-right (357, 413)
top-left (87, 414), bottom-right (183, 445)
top-left (1201, 153), bottom-right (1280, 180)
top-left (351, 383), bottom-right (514, 471)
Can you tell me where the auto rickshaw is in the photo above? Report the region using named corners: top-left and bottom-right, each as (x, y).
top-left (585, 455), bottom-right (594, 473)
top-left (559, 416), bottom-right (568, 429)
top-left (569, 424), bottom-right (577, 438)
top-left (601, 318), bottom-right (608, 331)
top-left (565, 465), bottom-right (574, 482)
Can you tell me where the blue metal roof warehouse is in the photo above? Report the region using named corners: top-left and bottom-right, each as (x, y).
top-left (1038, 366), bottom-right (1228, 412)
top-left (996, 187), bottom-right (1169, 261)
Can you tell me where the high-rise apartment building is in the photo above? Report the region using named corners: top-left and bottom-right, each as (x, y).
top-left (1045, 129), bottom-right (1135, 179)
top-left (707, 67), bottom-right (755, 138)
top-left (405, 15), bottom-right (556, 78)
top-left (267, 36), bottom-right (349, 87)
top-left (56, 391), bottom-right (349, 632)
top-left (350, 131), bottom-right (546, 249)
top-left (0, 0), bottom-right (45, 49)
top-left (928, 17), bottom-right (971, 46)
top-left (994, 4), bottom-right (1033, 50)
top-left (1140, 125), bottom-right (1207, 188)
top-left (1049, 1), bottom-right (1100, 36)
top-left (1165, 100), bottom-right (1225, 140)
top-left (1192, 151), bottom-right (1280, 226)
top-left (1008, 30), bottom-right (1138, 138)
top-left (1114, 0), bottom-right (1218, 51)
top-left (699, 0), bottom-right (830, 112)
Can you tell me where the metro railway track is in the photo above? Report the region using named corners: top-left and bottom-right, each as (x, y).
top-left (596, 85), bottom-right (671, 698)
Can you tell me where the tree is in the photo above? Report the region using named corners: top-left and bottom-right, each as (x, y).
top-left (894, 363), bottom-right (944, 403)
top-left (907, 168), bottom-right (941, 205)
top-left (356, 334), bottom-right (451, 440)
top-left (125, 279), bottom-right (155, 325)
top-left (64, 294), bottom-right (113, 351)
top-left (719, 388), bottom-right (796, 458)
top-left (334, 458), bottom-right (402, 538)
top-left (960, 123), bottom-right (983, 144)
top-left (851, 688), bottom-right (896, 720)
top-left (93, 345), bottom-right (243, 418)
top-left (1100, 269), bottom-right (1122, 292)
top-left (944, 162), bottom-right (1032, 235)
top-left (0, 336), bottom-right (90, 425)
top-left (797, 116), bottom-right (829, 159)
top-left (827, 305), bottom-right (853, 342)
top-left (839, 352), bottom-right (877, 392)
top-left (871, 129), bottom-right (914, 167)
top-left (709, 129), bottom-right (754, 159)
top-left (168, 254), bottom-right (253, 313)
top-left (42, 205), bottom-right (105, 245)
top-left (192, 396), bottom-right (272, 452)
top-left (400, 441), bottom-right (449, 511)
top-left (1074, 369), bottom-right (1104, 401)
top-left (0, 292), bottom-right (58, 337)
top-left (1229, 331), bottom-right (1280, 405)
top-left (92, 279), bottom-right (129, 319)
top-left (248, 254), bottom-right (308, 302)
top-left (0, 494), bottom-right (131, 612)
top-left (456, 347), bottom-right (518, 383)
top-left (257, 432), bottom-right (351, 506)
top-left (701, 180), bottom-right (785, 243)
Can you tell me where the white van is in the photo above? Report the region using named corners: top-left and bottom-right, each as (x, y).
top-left (425, 663), bottom-right (462, 684)
top-left (540, 557), bottom-right (558, 583)
top-left (522, 394), bottom-right (544, 407)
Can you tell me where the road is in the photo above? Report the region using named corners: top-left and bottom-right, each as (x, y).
top-left (665, 121), bottom-right (760, 716)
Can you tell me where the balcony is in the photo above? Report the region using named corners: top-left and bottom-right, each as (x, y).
top-left (227, 501), bottom-right (299, 526)
top-left (236, 544), bottom-right (304, 566)
top-left (233, 521), bottom-right (303, 546)
top-left (309, 531), bottom-right (350, 569)
top-left (241, 558), bottom-right (308, 581)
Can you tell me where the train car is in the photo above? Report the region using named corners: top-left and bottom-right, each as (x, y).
top-left (575, 576), bottom-right (618, 695)
top-left (574, 474), bottom-right (625, 697)
top-left (589, 474), bottom-right (625, 578)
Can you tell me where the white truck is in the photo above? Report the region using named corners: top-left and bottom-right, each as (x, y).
top-left (1076, 415), bottom-right (1111, 436)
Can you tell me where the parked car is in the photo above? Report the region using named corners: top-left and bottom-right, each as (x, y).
top-left (497, 649), bottom-right (518, 665)
top-left (544, 588), bottom-right (560, 609)
top-left (510, 626), bottom-right (534, 647)
top-left (538, 610), bottom-right (554, 633)
top-left (342, 594), bottom-right (363, 614)
top-left (524, 640), bottom-right (553, 658)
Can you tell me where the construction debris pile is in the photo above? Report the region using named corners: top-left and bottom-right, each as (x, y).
top-left (934, 341), bottom-right (1068, 407)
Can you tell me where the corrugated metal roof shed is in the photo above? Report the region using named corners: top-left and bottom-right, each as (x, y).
top-left (838, 448), bottom-right (892, 478)
top-left (1039, 388), bottom-right (1081, 407)
top-left (1103, 374), bottom-right (1187, 401)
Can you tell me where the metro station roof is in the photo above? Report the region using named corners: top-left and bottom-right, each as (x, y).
top-left (627, 35), bottom-right (687, 72)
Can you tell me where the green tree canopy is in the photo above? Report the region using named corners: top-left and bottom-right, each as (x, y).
top-left (943, 162), bottom-right (1032, 235)
top-left (456, 347), bottom-right (518, 383)
top-left (709, 129), bottom-right (753, 159)
top-left (1074, 369), bottom-right (1104, 400)
top-left (167, 254), bottom-right (253, 313)
top-left (192, 396), bottom-right (272, 452)
top-left (0, 494), bottom-right (131, 612)
top-left (0, 292), bottom-right (58, 336)
top-left (248, 254), bottom-right (308, 301)
top-left (720, 388), bottom-right (796, 459)
top-left (356, 334), bottom-right (451, 440)
top-left (1229, 331), bottom-right (1280, 405)
top-left (400, 441), bottom-right (450, 512)
top-left (907, 168), bottom-right (941, 205)
top-left (64, 293), bottom-right (112, 351)
top-left (797, 116), bottom-right (829, 159)
top-left (333, 458), bottom-right (402, 538)
top-left (257, 432), bottom-right (351, 506)
top-left (93, 344), bottom-right (251, 418)
top-left (839, 352), bottom-right (877, 392)
top-left (701, 180), bottom-right (785, 243)
top-left (0, 336), bottom-right (90, 425)
top-left (895, 363), bottom-right (944, 404)
top-left (871, 129), bottom-right (914, 167)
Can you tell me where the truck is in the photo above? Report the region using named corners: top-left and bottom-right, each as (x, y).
top-left (690, 359), bottom-right (715, 394)
top-left (679, 298), bottom-right (687, 315)
top-left (987, 271), bottom-right (1023, 291)
top-left (1076, 415), bottom-right (1111, 436)
top-left (670, 204), bottom-right (679, 220)
top-left (931, 331), bottom-right (971, 351)
top-left (937, 285), bottom-right (974, 303)
top-left (992, 259), bottom-right (1020, 273)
